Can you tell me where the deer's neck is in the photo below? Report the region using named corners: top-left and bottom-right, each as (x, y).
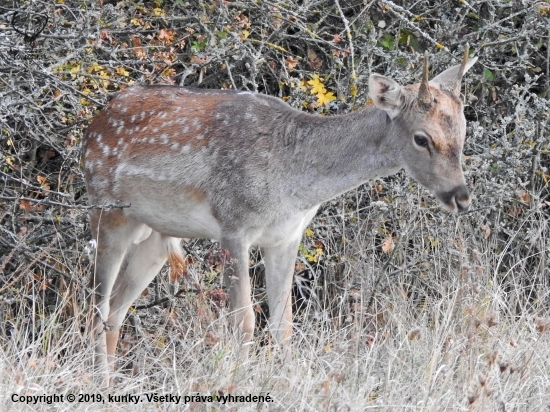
top-left (277, 106), bottom-right (403, 209)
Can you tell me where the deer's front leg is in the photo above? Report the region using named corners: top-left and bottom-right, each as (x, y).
top-left (221, 238), bottom-right (255, 355)
top-left (263, 238), bottom-right (301, 362)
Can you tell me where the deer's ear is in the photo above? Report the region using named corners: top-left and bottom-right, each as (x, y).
top-left (369, 74), bottom-right (404, 119)
top-left (430, 57), bottom-right (478, 93)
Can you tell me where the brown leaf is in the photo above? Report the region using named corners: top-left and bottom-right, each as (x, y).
top-left (333, 33), bottom-right (342, 43)
top-left (64, 133), bottom-right (77, 147)
top-left (99, 29), bottom-right (113, 44)
top-left (19, 199), bottom-right (32, 211)
top-left (307, 49), bottom-right (322, 70)
top-left (285, 56), bottom-right (298, 71)
top-left (158, 28), bottom-right (175, 44)
top-left (519, 191), bottom-right (531, 203)
top-left (189, 55), bottom-right (208, 65)
top-left (37, 175), bottom-right (50, 190)
top-left (408, 329), bottom-right (420, 340)
top-left (381, 236), bottom-right (394, 253)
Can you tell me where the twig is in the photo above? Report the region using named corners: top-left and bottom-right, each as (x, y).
top-left (0, 195), bottom-right (130, 210)
top-left (0, 169), bottom-right (70, 198)
top-left (334, 0), bottom-right (357, 100)
top-left (377, 0), bottom-right (448, 52)
top-left (134, 287), bottom-right (204, 310)
top-left (0, 236), bottom-right (54, 294)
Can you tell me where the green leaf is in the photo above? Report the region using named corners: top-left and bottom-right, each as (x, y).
top-left (378, 33), bottom-right (394, 50)
top-left (483, 68), bottom-right (494, 82)
top-left (191, 38), bottom-right (207, 52)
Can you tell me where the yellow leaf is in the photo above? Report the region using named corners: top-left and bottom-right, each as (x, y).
top-left (69, 63), bottom-right (80, 74)
top-left (350, 83), bottom-right (358, 97)
top-left (307, 75), bottom-right (326, 95)
top-left (435, 42), bottom-right (444, 49)
top-left (87, 62), bottom-right (102, 73)
top-left (305, 228), bottom-right (314, 237)
top-left (317, 91), bottom-right (335, 105)
top-left (241, 30), bottom-right (250, 40)
top-left (130, 18), bottom-right (141, 26)
top-left (152, 8), bottom-right (165, 17)
top-left (162, 67), bottom-right (176, 77)
top-left (116, 67), bottom-right (130, 77)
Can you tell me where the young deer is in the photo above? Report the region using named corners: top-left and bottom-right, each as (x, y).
top-left (83, 48), bottom-right (476, 385)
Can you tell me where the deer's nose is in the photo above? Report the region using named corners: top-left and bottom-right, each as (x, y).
top-left (437, 185), bottom-right (471, 213)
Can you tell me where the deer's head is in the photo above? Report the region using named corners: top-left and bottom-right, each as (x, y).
top-left (369, 47), bottom-right (477, 213)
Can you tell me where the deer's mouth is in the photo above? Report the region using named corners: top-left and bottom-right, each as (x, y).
top-left (436, 185), bottom-right (471, 213)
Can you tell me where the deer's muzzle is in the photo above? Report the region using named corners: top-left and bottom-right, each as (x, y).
top-left (436, 185), bottom-right (471, 213)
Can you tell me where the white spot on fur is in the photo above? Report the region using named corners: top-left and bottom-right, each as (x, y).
top-left (171, 142), bottom-right (179, 150)
top-left (181, 145), bottom-right (191, 154)
top-left (160, 133), bottom-right (169, 144)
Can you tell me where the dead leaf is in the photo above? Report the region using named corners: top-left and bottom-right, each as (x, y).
top-left (234, 14), bottom-right (250, 29)
top-left (408, 329), bottom-right (420, 340)
top-left (65, 133), bottom-right (77, 147)
top-left (189, 55), bottom-right (208, 64)
top-left (381, 236), bottom-right (394, 253)
top-left (333, 33), bottom-right (342, 43)
top-left (37, 175), bottom-right (50, 190)
top-left (519, 191), bottom-right (531, 203)
top-left (307, 49), bottom-right (322, 70)
top-left (285, 56), bottom-right (298, 71)
top-left (99, 29), bottom-right (113, 44)
top-left (158, 28), bottom-right (175, 45)
top-left (19, 199), bottom-right (32, 211)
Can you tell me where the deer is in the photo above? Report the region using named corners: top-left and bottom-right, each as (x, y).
top-left (82, 47), bottom-right (476, 386)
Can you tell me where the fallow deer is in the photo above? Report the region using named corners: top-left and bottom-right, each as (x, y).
top-left (83, 48), bottom-right (476, 386)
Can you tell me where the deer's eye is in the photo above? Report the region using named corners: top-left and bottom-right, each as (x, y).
top-left (414, 134), bottom-right (429, 149)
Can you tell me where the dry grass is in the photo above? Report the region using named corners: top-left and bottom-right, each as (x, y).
top-left (2, 194), bottom-right (550, 411)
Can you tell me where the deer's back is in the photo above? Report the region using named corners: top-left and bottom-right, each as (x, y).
top-left (82, 86), bottom-right (312, 244)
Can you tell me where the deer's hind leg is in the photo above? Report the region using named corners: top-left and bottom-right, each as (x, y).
top-left (89, 209), bottom-right (157, 386)
top-left (105, 234), bottom-right (183, 372)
